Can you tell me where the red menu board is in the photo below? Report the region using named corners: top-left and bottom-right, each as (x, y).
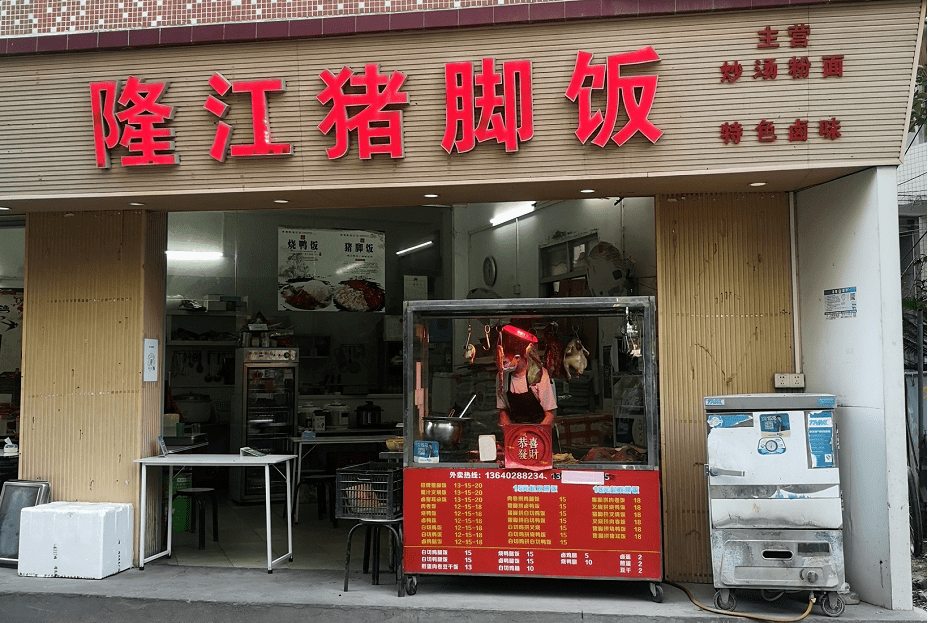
top-left (403, 468), bottom-right (662, 581)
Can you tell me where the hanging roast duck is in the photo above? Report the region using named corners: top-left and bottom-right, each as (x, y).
top-left (563, 337), bottom-right (589, 379)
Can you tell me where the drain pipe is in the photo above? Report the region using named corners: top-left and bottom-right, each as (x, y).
top-left (789, 192), bottom-right (802, 374)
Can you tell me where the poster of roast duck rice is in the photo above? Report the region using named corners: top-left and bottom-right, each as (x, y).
top-left (278, 227), bottom-right (386, 312)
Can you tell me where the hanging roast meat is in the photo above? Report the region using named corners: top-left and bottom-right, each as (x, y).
top-left (543, 324), bottom-right (565, 379)
top-left (563, 338), bottom-right (590, 379)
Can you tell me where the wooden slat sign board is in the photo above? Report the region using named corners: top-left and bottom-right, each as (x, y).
top-left (0, 1), bottom-right (921, 204)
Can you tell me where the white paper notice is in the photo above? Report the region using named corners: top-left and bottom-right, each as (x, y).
top-left (824, 286), bottom-right (857, 319)
top-left (404, 275), bottom-right (427, 301)
top-left (143, 339), bottom-right (158, 382)
top-left (560, 470), bottom-right (606, 485)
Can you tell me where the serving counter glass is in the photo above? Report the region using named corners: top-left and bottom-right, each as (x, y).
top-left (400, 297), bottom-right (662, 599)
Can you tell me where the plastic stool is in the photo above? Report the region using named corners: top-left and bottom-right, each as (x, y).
top-left (343, 517), bottom-right (403, 596)
top-left (294, 472), bottom-right (338, 527)
top-left (173, 487), bottom-right (218, 550)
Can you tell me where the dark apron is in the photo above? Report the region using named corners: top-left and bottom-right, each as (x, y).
top-left (506, 379), bottom-right (546, 424)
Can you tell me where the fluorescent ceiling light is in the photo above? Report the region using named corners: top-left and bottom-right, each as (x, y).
top-left (424, 194), bottom-right (439, 198)
top-left (749, 182), bottom-right (766, 187)
top-left (274, 199), bottom-right (289, 204)
top-left (580, 189), bottom-right (595, 194)
top-left (396, 240), bottom-right (433, 256)
top-left (0, 207), bottom-right (10, 211)
top-left (166, 250), bottom-right (224, 260)
top-left (489, 203), bottom-right (534, 226)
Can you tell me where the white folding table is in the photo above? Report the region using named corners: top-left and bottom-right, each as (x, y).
top-left (135, 453), bottom-right (296, 573)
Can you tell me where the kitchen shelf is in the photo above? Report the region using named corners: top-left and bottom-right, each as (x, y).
top-left (168, 340), bottom-right (239, 347)
top-left (172, 384), bottom-right (234, 389)
top-left (168, 310), bottom-right (240, 316)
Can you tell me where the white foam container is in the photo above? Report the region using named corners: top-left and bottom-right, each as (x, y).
top-left (18, 501), bottom-right (133, 579)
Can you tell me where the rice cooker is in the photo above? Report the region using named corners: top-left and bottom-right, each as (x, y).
top-left (298, 401), bottom-right (325, 428)
top-left (325, 400), bottom-right (351, 428)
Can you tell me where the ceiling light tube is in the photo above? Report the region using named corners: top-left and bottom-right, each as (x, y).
top-left (166, 250), bottom-right (224, 260)
top-left (489, 203), bottom-right (534, 227)
top-left (396, 240), bottom-right (433, 256)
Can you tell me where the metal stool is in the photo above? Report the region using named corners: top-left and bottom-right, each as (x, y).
top-left (294, 471), bottom-right (338, 527)
top-left (343, 517), bottom-right (403, 596)
top-left (173, 487), bottom-right (218, 550)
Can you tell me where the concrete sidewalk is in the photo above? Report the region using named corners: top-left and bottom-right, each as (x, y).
top-left (1, 562), bottom-right (924, 623)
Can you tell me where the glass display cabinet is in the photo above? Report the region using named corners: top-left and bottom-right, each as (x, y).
top-left (400, 297), bottom-right (662, 600)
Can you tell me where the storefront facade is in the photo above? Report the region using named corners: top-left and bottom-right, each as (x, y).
top-left (0, 0), bottom-right (923, 610)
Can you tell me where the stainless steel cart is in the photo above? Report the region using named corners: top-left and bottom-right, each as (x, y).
top-left (704, 393), bottom-right (848, 617)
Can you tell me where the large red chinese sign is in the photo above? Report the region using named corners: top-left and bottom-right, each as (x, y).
top-left (88, 48), bottom-right (664, 168)
top-left (403, 468), bottom-right (662, 581)
top-left (87, 26), bottom-right (847, 169)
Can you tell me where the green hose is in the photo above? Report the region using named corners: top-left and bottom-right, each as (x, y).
top-left (665, 582), bottom-right (816, 623)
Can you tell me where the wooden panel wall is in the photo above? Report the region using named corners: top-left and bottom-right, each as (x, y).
top-left (0, 1), bottom-right (921, 201)
top-left (21, 210), bottom-right (165, 562)
top-left (655, 192), bottom-right (794, 582)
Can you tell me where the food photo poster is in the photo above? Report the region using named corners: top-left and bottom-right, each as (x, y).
top-left (278, 228), bottom-right (386, 312)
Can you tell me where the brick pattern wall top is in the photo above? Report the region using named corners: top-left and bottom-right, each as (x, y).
top-left (0, 0), bottom-right (843, 40)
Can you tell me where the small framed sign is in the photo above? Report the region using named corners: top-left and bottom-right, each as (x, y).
top-left (0, 480), bottom-right (51, 565)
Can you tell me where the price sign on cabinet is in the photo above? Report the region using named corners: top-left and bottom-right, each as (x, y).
top-left (403, 468), bottom-right (661, 580)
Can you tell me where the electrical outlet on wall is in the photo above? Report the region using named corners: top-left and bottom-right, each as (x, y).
top-left (774, 373), bottom-right (805, 388)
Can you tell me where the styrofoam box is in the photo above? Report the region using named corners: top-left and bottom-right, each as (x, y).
top-left (18, 502), bottom-right (133, 579)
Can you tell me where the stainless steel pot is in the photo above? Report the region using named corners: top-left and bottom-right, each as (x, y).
top-left (422, 417), bottom-right (472, 445)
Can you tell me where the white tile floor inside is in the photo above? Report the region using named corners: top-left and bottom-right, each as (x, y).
top-left (165, 483), bottom-right (381, 571)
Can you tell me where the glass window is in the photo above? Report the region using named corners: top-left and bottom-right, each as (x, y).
top-left (403, 299), bottom-right (658, 470)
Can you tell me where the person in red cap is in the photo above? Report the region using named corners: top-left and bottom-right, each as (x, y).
top-left (495, 324), bottom-right (558, 426)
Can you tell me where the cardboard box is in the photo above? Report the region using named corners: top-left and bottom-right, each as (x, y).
top-left (18, 502), bottom-right (133, 579)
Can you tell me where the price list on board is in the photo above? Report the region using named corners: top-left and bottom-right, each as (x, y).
top-left (403, 468), bottom-right (661, 580)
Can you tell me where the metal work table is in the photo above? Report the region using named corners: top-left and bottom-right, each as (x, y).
top-left (135, 454), bottom-right (296, 573)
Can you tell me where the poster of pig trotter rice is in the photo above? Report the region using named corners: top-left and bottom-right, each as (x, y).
top-left (278, 228), bottom-right (386, 312)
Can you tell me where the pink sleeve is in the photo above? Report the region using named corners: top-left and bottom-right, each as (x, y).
top-left (533, 369), bottom-right (558, 411)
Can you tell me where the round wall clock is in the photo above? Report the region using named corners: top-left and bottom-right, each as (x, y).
top-left (482, 256), bottom-right (497, 286)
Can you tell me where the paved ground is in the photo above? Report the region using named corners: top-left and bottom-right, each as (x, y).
top-left (1, 561), bottom-right (926, 623)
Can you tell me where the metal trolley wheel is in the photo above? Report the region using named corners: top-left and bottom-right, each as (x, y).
top-left (404, 574), bottom-right (418, 596)
top-left (713, 589), bottom-right (737, 611)
top-left (820, 591), bottom-right (846, 618)
top-left (648, 582), bottom-right (664, 602)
